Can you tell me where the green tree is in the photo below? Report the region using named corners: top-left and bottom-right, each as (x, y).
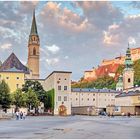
top-left (45, 89), bottom-right (55, 112)
top-left (116, 65), bottom-right (125, 75)
top-left (134, 59), bottom-right (140, 86)
top-left (22, 80), bottom-right (47, 102)
top-left (0, 80), bottom-right (11, 112)
top-left (11, 89), bottom-right (26, 111)
top-left (25, 88), bottom-right (39, 112)
top-left (72, 75), bottom-right (116, 90)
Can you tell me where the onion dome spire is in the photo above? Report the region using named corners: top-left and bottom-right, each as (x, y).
top-left (125, 44), bottom-right (133, 69)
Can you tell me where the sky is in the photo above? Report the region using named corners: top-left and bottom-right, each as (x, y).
top-left (0, 1), bottom-right (140, 80)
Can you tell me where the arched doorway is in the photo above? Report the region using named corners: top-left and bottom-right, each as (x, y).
top-left (58, 103), bottom-right (67, 116)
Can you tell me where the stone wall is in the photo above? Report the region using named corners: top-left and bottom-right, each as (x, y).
top-left (107, 106), bottom-right (136, 115)
top-left (72, 106), bottom-right (97, 115)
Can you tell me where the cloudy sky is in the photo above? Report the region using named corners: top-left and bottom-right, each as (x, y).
top-left (0, 1), bottom-right (140, 80)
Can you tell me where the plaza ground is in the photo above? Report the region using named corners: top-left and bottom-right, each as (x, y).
top-left (0, 115), bottom-right (140, 139)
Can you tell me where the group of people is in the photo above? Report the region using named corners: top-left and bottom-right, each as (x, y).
top-left (16, 111), bottom-right (26, 120)
top-left (107, 112), bottom-right (114, 117)
top-left (121, 112), bottom-right (131, 117)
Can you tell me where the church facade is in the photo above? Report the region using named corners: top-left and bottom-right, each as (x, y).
top-left (0, 10), bottom-right (72, 115)
top-left (0, 10), bottom-right (40, 92)
top-left (108, 47), bottom-right (140, 115)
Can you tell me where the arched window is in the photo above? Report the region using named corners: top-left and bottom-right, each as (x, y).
top-left (33, 47), bottom-right (36, 55)
top-left (128, 78), bottom-right (131, 83)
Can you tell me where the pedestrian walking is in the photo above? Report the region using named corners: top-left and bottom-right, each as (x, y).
top-left (121, 112), bottom-right (125, 116)
top-left (111, 112), bottom-right (114, 117)
top-left (107, 112), bottom-right (110, 117)
top-left (127, 112), bottom-right (131, 117)
top-left (16, 111), bottom-right (19, 120)
top-left (23, 112), bottom-right (26, 120)
top-left (20, 111), bottom-right (23, 120)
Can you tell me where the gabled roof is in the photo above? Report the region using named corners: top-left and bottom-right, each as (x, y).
top-left (0, 53), bottom-right (30, 74)
top-left (45, 71), bottom-right (72, 80)
top-left (96, 63), bottom-right (120, 77)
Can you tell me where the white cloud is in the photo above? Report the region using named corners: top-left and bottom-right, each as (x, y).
top-left (0, 43), bottom-right (12, 50)
top-left (64, 56), bottom-right (69, 59)
top-left (128, 37), bottom-right (136, 46)
top-left (46, 58), bottom-right (59, 66)
top-left (46, 44), bottom-right (60, 54)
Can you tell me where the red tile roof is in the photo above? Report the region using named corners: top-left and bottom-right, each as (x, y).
top-left (96, 63), bottom-right (120, 77)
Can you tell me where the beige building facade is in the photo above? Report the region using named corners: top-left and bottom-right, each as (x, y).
top-left (107, 91), bottom-right (140, 115)
top-left (71, 88), bottom-right (119, 115)
top-left (41, 71), bottom-right (72, 115)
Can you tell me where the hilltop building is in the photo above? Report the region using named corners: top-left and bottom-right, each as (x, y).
top-left (84, 47), bottom-right (140, 81)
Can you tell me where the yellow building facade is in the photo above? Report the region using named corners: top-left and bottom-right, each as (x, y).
top-left (0, 71), bottom-right (25, 93)
top-left (0, 11), bottom-right (40, 93)
top-left (0, 52), bottom-right (29, 93)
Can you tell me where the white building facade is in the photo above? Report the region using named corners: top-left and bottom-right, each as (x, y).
top-left (71, 88), bottom-right (119, 112)
top-left (42, 71), bottom-right (72, 115)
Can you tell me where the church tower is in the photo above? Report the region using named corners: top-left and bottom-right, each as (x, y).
top-left (123, 47), bottom-right (134, 89)
top-left (27, 10), bottom-right (40, 79)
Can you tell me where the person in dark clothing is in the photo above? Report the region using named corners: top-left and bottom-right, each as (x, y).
top-left (127, 112), bottom-right (131, 117)
top-left (20, 111), bottom-right (23, 119)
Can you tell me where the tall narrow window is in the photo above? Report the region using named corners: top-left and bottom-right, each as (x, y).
top-left (64, 96), bottom-right (67, 101)
top-left (33, 47), bottom-right (36, 55)
top-left (58, 86), bottom-right (61, 90)
top-left (58, 96), bottom-right (61, 101)
top-left (64, 86), bottom-right (67, 91)
top-left (128, 78), bottom-right (131, 83)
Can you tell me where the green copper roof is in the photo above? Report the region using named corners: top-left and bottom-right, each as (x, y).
top-left (30, 10), bottom-right (38, 36)
top-left (125, 47), bottom-right (133, 69)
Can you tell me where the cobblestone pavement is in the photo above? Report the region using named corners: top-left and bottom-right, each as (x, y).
top-left (0, 115), bottom-right (140, 139)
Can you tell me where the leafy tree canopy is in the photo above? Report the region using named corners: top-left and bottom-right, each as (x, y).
top-left (0, 80), bottom-right (11, 112)
top-left (22, 80), bottom-right (47, 102)
top-left (11, 88), bottom-right (26, 110)
top-left (25, 88), bottom-right (40, 111)
top-left (72, 75), bottom-right (116, 90)
top-left (45, 89), bottom-right (55, 110)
